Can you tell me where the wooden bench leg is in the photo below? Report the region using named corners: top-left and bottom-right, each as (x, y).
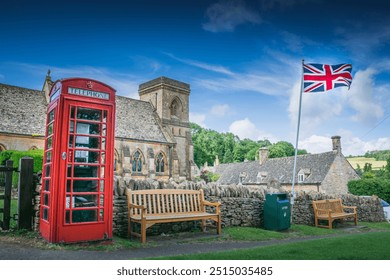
top-left (200, 219), bottom-right (206, 232)
top-left (140, 219), bottom-right (146, 243)
top-left (216, 215), bottom-right (221, 235)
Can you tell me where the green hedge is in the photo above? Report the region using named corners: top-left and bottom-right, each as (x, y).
top-left (348, 178), bottom-right (390, 203)
top-left (0, 149), bottom-right (44, 187)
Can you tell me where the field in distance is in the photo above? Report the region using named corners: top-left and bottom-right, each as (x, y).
top-left (347, 157), bottom-right (387, 170)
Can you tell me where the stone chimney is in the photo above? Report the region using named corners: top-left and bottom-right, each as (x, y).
top-left (331, 136), bottom-right (342, 154)
top-left (259, 147), bottom-right (269, 165)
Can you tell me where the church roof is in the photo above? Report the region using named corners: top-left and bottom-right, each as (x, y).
top-left (0, 83), bottom-right (172, 144)
top-left (215, 151), bottom-right (337, 185)
top-left (0, 83), bottom-right (47, 136)
top-left (115, 95), bottom-right (171, 143)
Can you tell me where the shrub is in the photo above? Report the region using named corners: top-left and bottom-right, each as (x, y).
top-left (0, 149), bottom-right (44, 187)
top-left (348, 178), bottom-right (390, 202)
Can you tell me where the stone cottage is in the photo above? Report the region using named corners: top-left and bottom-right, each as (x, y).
top-left (213, 136), bottom-right (360, 195)
top-left (0, 73), bottom-right (197, 181)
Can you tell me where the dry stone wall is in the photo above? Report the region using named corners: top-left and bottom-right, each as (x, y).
top-left (29, 178), bottom-right (386, 237)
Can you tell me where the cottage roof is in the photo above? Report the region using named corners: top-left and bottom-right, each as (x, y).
top-left (0, 83), bottom-right (47, 136)
top-left (215, 151), bottom-right (337, 185)
top-left (0, 83), bottom-right (172, 144)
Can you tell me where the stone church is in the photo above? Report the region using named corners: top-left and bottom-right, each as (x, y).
top-left (0, 73), bottom-right (197, 181)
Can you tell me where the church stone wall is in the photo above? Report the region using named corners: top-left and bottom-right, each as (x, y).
top-left (114, 139), bottom-right (171, 180)
top-left (0, 134), bottom-right (44, 151)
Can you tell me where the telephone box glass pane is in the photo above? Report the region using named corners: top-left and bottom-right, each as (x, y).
top-left (70, 121), bottom-right (74, 133)
top-left (74, 150), bottom-right (99, 163)
top-left (48, 123), bottom-right (53, 135)
top-left (75, 136), bottom-right (99, 149)
top-left (48, 110), bottom-right (55, 122)
top-left (47, 137), bottom-right (52, 149)
top-left (44, 179), bottom-right (50, 191)
top-left (72, 180), bottom-right (98, 192)
top-left (45, 165), bottom-right (50, 177)
top-left (77, 108), bottom-right (101, 121)
top-left (44, 194), bottom-right (49, 206)
top-left (74, 195), bottom-right (97, 207)
top-left (100, 180), bottom-right (104, 192)
top-left (73, 166), bottom-right (98, 177)
top-left (72, 210), bottom-right (98, 223)
top-left (46, 151), bottom-right (52, 163)
top-left (43, 208), bottom-right (49, 220)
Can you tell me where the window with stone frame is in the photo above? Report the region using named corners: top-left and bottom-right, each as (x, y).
top-left (0, 144), bottom-right (5, 152)
top-left (132, 150), bottom-right (143, 172)
top-left (155, 152), bottom-right (165, 173)
top-left (170, 97), bottom-right (182, 119)
top-left (298, 173), bottom-right (305, 183)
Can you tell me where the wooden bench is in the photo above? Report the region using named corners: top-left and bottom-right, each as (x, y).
top-left (126, 188), bottom-right (222, 243)
top-left (312, 199), bottom-right (357, 229)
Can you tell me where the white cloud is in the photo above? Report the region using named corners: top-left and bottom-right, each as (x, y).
top-left (229, 118), bottom-right (278, 142)
top-left (203, 0), bottom-right (261, 32)
top-left (298, 134), bottom-right (390, 156)
top-left (347, 68), bottom-right (384, 124)
top-left (165, 53), bottom-right (234, 76)
top-left (189, 112), bottom-right (207, 128)
top-left (288, 81), bottom-right (344, 138)
top-left (195, 72), bottom-right (291, 96)
top-left (210, 104), bottom-right (230, 117)
top-left (299, 135), bottom-right (335, 154)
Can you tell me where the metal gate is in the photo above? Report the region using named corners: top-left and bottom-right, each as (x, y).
top-left (0, 160), bottom-right (13, 230)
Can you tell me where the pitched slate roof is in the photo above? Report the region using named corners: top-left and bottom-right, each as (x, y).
top-left (0, 83), bottom-right (172, 144)
top-left (0, 83), bottom-right (47, 136)
top-left (215, 151), bottom-right (337, 185)
top-left (115, 95), bottom-right (171, 143)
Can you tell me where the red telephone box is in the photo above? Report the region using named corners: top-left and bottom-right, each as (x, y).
top-left (40, 78), bottom-right (116, 243)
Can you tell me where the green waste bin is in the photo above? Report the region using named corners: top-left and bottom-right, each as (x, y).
top-left (263, 193), bottom-right (291, 231)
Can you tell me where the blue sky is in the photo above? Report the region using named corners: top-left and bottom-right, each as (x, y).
top-left (1, 0), bottom-right (389, 156)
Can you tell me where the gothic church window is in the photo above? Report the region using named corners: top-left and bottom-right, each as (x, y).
top-left (155, 152), bottom-right (165, 173)
top-left (0, 144), bottom-right (6, 152)
top-left (132, 150), bottom-right (143, 172)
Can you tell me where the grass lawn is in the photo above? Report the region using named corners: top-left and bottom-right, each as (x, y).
top-left (151, 231), bottom-right (390, 260)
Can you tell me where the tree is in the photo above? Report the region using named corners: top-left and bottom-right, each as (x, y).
top-left (190, 122), bottom-right (306, 167)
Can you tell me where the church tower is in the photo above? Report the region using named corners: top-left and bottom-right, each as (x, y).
top-left (138, 77), bottom-right (194, 180)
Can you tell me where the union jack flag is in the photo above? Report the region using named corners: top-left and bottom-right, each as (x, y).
top-left (303, 63), bottom-right (353, 92)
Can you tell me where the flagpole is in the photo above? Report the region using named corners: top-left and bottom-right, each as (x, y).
top-left (290, 59), bottom-right (305, 221)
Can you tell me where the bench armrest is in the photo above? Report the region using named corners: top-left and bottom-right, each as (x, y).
top-left (128, 203), bottom-right (146, 218)
top-left (203, 200), bottom-right (221, 214)
top-left (129, 203), bottom-right (146, 210)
